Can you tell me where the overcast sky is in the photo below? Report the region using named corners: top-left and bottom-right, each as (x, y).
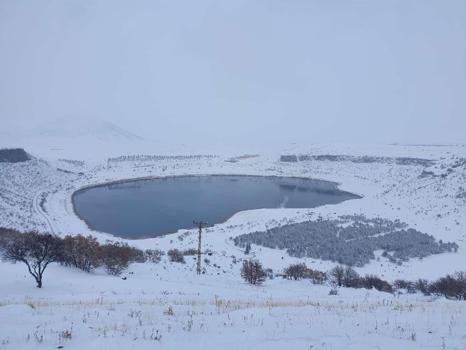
top-left (1, 0), bottom-right (465, 148)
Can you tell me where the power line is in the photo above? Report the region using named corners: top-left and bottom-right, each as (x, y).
top-left (193, 220), bottom-right (208, 275)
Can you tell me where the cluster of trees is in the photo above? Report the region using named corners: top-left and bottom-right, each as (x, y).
top-left (280, 264), bottom-right (392, 292)
top-left (57, 159), bottom-right (85, 166)
top-left (234, 216), bottom-right (458, 267)
top-left (296, 154), bottom-right (434, 167)
top-left (107, 154), bottom-right (217, 164)
top-left (241, 260), bottom-right (466, 300)
top-left (394, 273), bottom-right (466, 300)
top-left (283, 263), bottom-right (326, 284)
top-left (279, 155), bottom-right (298, 162)
top-left (3, 228), bottom-right (464, 300)
top-left (303, 264), bottom-right (466, 299)
top-left (0, 228), bottom-right (163, 288)
top-left (167, 248), bottom-right (199, 263)
top-left (326, 265), bottom-right (393, 293)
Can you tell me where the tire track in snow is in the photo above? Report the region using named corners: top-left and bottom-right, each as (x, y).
top-left (33, 191), bottom-right (55, 234)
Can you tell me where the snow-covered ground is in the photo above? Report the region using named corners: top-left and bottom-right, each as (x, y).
top-left (1, 140), bottom-right (465, 349)
top-left (2, 260), bottom-right (466, 350)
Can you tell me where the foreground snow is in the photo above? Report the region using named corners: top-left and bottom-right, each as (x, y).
top-left (1, 259), bottom-right (465, 350)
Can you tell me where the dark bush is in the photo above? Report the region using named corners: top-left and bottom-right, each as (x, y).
top-left (328, 265), bottom-right (345, 287)
top-left (265, 268), bottom-right (274, 279)
top-left (144, 249), bottom-right (164, 263)
top-left (59, 235), bottom-right (100, 272)
top-left (280, 155), bottom-right (298, 162)
top-left (394, 279), bottom-right (416, 294)
top-left (342, 266), bottom-right (360, 287)
top-left (241, 259), bottom-right (266, 285)
top-left (182, 248), bottom-right (198, 256)
top-left (429, 272), bottom-right (466, 300)
top-left (284, 263), bottom-right (308, 280)
top-left (168, 249), bottom-right (185, 263)
top-left (359, 275), bottom-right (393, 293)
top-left (304, 269), bottom-right (327, 284)
top-left (98, 242), bottom-right (134, 275)
top-left (128, 246), bottom-right (146, 263)
top-left (394, 279), bottom-right (410, 289)
top-left (414, 279), bottom-right (430, 296)
top-left (0, 228), bottom-right (22, 253)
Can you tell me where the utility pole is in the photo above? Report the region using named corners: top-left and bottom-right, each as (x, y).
top-left (193, 220), bottom-right (207, 275)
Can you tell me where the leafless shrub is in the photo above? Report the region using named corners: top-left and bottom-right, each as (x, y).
top-left (240, 259), bottom-right (266, 285)
top-left (98, 242), bottom-right (133, 275)
top-left (429, 272), bottom-right (466, 300)
top-left (394, 279), bottom-right (416, 293)
top-left (328, 265), bottom-right (345, 287)
top-left (182, 248), bottom-right (198, 256)
top-left (328, 266), bottom-right (360, 287)
top-left (59, 235), bottom-right (100, 272)
top-left (0, 228), bottom-right (22, 254)
top-left (284, 263), bottom-right (307, 280)
top-left (164, 306), bottom-right (174, 316)
top-left (58, 329), bottom-right (72, 342)
top-left (414, 279), bottom-right (430, 295)
top-left (168, 249), bottom-right (185, 263)
top-left (264, 268), bottom-right (274, 279)
top-left (144, 249), bottom-right (164, 263)
top-left (342, 266), bottom-right (360, 287)
top-left (304, 269), bottom-right (327, 284)
top-left (359, 275), bottom-right (393, 293)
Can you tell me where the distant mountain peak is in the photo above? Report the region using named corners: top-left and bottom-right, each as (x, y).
top-left (28, 118), bottom-right (143, 142)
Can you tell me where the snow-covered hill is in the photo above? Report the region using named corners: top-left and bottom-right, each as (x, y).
top-left (26, 118), bottom-right (143, 141)
top-left (0, 144), bottom-right (465, 280)
top-left (1, 119), bottom-right (156, 161)
top-left (0, 144), bottom-right (465, 349)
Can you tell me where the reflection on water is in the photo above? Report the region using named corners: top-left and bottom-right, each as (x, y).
top-left (73, 175), bottom-right (360, 238)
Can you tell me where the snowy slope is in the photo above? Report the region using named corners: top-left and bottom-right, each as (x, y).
top-left (0, 144), bottom-right (465, 280)
top-left (0, 144), bottom-right (465, 349)
top-left (1, 119), bottom-right (156, 161)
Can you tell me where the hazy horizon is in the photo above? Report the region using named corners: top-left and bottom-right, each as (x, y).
top-left (1, 0), bottom-right (465, 148)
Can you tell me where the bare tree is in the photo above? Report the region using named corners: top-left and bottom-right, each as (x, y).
top-left (359, 275), bottom-right (393, 293)
top-left (144, 249), bottom-right (164, 263)
top-left (328, 265), bottom-right (345, 287)
top-left (167, 249), bottom-right (185, 263)
top-left (284, 263), bottom-right (307, 280)
top-left (98, 242), bottom-right (133, 276)
top-left (304, 268), bottom-right (327, 284)
top-left (429, 272), bottom-right (466, 300)
top-left (59, 235), bottom-right (100, 272)
top-left (2, 232), bottom-right (60, 288)
top-left (342, 266), bottom-right (360, 287)
top-left (414, 279), bottom-right (430, 296)
top-left (240, 259), bottom-right (266, 285)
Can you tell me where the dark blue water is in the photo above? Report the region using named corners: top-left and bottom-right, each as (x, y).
top-left (73, 175), bottom-right (359, 238)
